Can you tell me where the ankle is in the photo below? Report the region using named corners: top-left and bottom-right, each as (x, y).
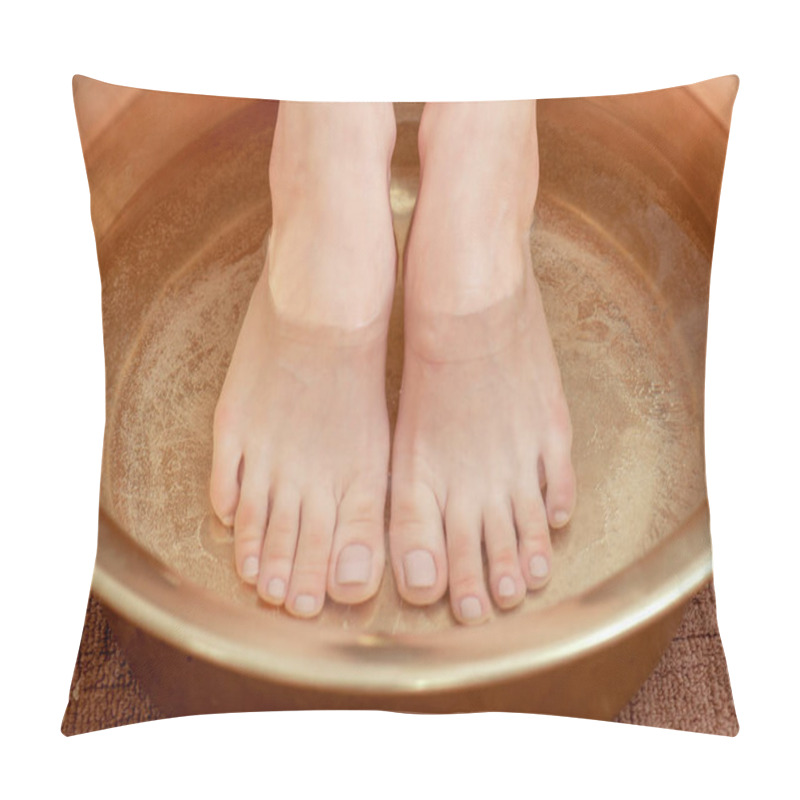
top-left (418, 100), bottom-right (536, 162)
top-left (416, 101), bottom-right (539, 232)
top-left (270, 101), bottom-right (396, 194)
top-left (404, 226), bottom-right (530, 319)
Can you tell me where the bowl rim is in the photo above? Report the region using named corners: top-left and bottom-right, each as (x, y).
top-left (92, 503), bottom-right (711, 695)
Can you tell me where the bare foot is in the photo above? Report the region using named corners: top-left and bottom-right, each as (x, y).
top-left (390, 101), bottom-right (576, 625)
top-left (210, 102), bottom-right (397, 617)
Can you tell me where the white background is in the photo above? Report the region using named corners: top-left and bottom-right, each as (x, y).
top-left (3, 1), bottom-right (797, 796)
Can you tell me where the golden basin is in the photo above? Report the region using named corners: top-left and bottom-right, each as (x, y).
top-left (74, 75), bottom-right (737, 720)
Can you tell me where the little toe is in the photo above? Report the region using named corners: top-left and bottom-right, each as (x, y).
top-left (389, 483), bottom-right (448, 605)
top-left (328, 480), bottom-right (386, 604)
top-left (257, 483), bottom-right (301, 606)
top-left (513, 489), bottom-right (554, 590)
top-left (483, 501), bottom-right (525, 609)
top-left (446, 500), bottom-right (492, 625)
top-left (286, 490), bottom-right (337, 618)
top-left (542, 442), bottom-right (576, 529)
top-left (209, 428), bottom-right (242, 527)
top-left (233, 453), bottom-right (271, 585)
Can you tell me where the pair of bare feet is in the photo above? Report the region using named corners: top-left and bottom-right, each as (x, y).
top-left (210, 101), bottom-right (576, 625)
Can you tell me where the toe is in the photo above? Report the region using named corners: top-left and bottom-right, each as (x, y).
top-left (542, 440), bottom-right (576, 529)
top-left (256, 483), bottom-right (301, 606)
top-left (446, 499), bottom-right (492, 625)
top-left (286, 490), bottom-right (337, 618)
top-left (328, 478), bottom-right (386, 605)
top-left (512, 489), bottom-right (553, 590)
top-left (483, 500), bottom-right (525, 609)
top-left (389, 482), bottom-right (448, 605)
top-left (210, 427), bottom-right (242, 527)
top-left (233, 452), bottom-right (271, 584)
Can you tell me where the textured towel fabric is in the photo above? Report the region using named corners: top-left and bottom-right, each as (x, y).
top-left (61, 582), bottom-right (737, 736)
top-left (615, 582), bottom-right (738, 735)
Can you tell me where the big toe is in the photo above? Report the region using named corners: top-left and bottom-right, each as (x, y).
top-left (328, 480), bottom-right (386, 604)
top-left (389, 483), bottom-right (448, 605)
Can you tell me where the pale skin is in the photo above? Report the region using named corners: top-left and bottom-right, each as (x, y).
top-left (210, 100), bottom-right (576, 624)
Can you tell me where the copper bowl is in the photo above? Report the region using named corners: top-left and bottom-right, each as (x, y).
top-left (75, 75), bottom-right (736, 719)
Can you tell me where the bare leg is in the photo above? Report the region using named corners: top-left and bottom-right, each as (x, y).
top-left (390, 101), bottom-right (576, 624)
top-left (210, 102), bottom-right (397, 617)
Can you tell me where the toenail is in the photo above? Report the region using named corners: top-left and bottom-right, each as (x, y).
top-left (222, 514), bottom-right (234, 527)
top-left (403, 549), bottom-right (437, 588)
top-left (336, 543), bottom-right (372, 585)
top-left (267, 577), bottom-right (286, 600)
top-left (553, 510), bottom-right (570, 527)
top-left (293, 594), bottom-right (317, 614)
top-left (242, 556), bottom-right (259, 579)
top-left (529, 555), bottom-right (550, 579)
top-left (498, 576), bottom-right (516, 598)
top-left (460, 596), bottom-right (483, 620)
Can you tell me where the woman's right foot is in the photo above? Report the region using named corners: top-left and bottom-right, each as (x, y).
top-left (210, 102), bottom-right (397, 617)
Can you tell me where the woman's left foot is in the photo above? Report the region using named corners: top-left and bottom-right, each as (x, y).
top-left (389, 101), bottom-right (577, 624)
